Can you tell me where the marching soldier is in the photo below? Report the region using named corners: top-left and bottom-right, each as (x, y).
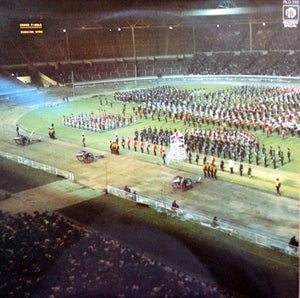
top-left (247, 165), bottom-right (252, 178)
top-left (272, 154), bottom-right (276, 169)
top-left (280, 152), bottom-right (284, 166)
top-left (255, 151), bottom-right (259, 166)
top-left (239, 162), bottom-right (243, 176)
top-left (16, 123), bottom-right (20, 136)
top-left (263, 153), bottom-right (267, 168)
top-left (207, 162), bottom-right (211, 178)
top-left (153, 142), bottom-right (157, 156)
top-left (220, 158), bottom-right (224, 171)
top-left (162, 150), bottom-right (166, 165)
top-left (212, 165), bottom-right (217, 179)
top-left (82, 132), bottom-right (86, 147)
top-left (275, 178), bottom-right (281, 196)
top-left (127, 137), bottom-right (131, 150)
top-left (203, 162), bottom-right (207, 177)
top-left (287, 148), bottom-right (291, 162)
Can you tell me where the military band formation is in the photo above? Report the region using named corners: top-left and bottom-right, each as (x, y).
top-left (61, 85), bottom-right (297, 176)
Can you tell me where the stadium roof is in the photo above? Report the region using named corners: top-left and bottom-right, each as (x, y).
top-left (1, 0), bottom-right (283, 27)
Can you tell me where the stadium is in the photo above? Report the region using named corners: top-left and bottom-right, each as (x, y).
top-left (0, 0), bottom-right (299, 297)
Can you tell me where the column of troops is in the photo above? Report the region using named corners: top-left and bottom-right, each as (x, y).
top-left (114, 85), bottom-right (300, 138)
top-left (63, 110), bottom-right (136, 132)
top-left (117, 127), bottom-right (172, 157)
top-left (116, 124), bottom-right (291, 171)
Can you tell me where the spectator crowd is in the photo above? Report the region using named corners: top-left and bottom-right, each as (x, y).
top-left (0, 209), bottom-right (233, 297)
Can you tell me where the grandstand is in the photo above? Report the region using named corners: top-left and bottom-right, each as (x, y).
top-left (0, 1), bottom-right (299, 86)
top-left (0, 1), bottom-right (299, 297)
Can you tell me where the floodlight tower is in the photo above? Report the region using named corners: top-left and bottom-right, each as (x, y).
top-left (63, 28), bottom-right (75, 96)
top-left (130, 25), bottom-right (137, 88)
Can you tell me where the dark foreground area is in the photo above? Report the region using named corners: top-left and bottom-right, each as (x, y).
top-left (58, 195), bottom-right (299, 298)
top-left (0, 193), bottom-right (298, 297)
top-left (0, 208), bottom-right (232, 297)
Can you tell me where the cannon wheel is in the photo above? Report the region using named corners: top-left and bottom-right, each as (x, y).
top-left (171, 176), bottom-right (183, 190)
top-left (184, 178), bottom-right (193, 190)
top-left (76, 154), bottom-right (85, 162)
top-left (171, 176), bottom-right (193, 191)
top-left (83, 153), bottom-right (94, 163)
top-left (76, 151), bottom-right (94, 163)
top-left (14, 136), bottom-right (30, 146)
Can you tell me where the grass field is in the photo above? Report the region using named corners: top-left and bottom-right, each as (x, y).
top-left (19, 84), bottom-right (300, 198)
top-left (2, 82), bottom-right (299, 298)
top-left (58, 193), bottom-right (299, 298)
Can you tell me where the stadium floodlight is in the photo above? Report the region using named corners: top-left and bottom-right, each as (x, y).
top-left (182, 7), bottom-right (257, 17)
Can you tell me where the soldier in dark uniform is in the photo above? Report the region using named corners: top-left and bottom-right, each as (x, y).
top-left (188, 151), bottom-right (192, 164)
top-left (280, 152), bottom-right (284, 166)
top-left (275, 178), bottom-right (281, 196)
top-left (247, 165), bottom-right (252, 178)
top-left (220, 158), bottom-right (224, 171)
top-left (239, 162), bottom-right (243, 176)
top-left (287, 148), bottom-right (291, 162)
top-left (272, 154), bottom-right (276, 169)
top-left (263, 153), bottom-right (267, 168)
top-left (277, 146), bottom-right (281, 159)
top-left (134, 129), bottom-right (139, 141)
top-left (262, 144), bottom-right (266, 155)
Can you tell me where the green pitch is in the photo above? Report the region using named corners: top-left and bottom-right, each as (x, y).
top-left (19, 84), bottom-right (300, 199)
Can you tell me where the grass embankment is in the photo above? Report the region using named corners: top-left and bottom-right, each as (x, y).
top-left (0, 157), bottom-right (62, 193)
top-left (19, 85), bottom-right (300, 198)
top-left (59, 194), bottom-right (299, 298)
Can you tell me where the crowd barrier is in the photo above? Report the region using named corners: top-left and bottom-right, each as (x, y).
top-left (107, 185), bottom-right (298, 257)
top-left (0, 151), bottom-right (74, 181)
top-left (0, 149), bottom-right (297, 256)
